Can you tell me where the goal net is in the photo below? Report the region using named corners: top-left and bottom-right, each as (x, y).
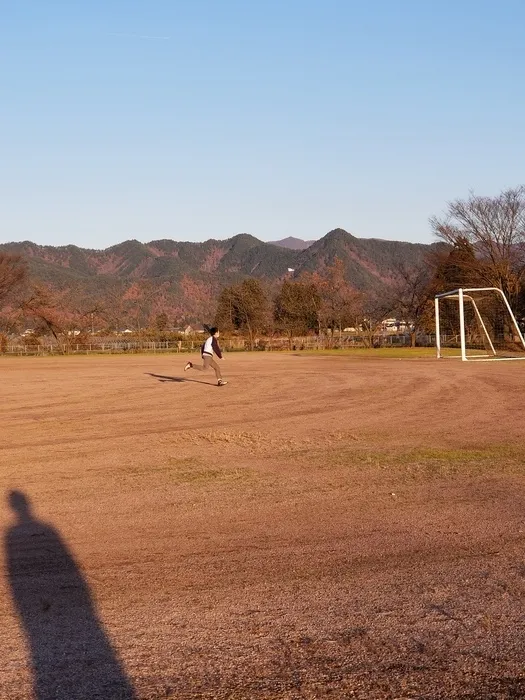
top-left (435, 287), bottom-right (525, 361)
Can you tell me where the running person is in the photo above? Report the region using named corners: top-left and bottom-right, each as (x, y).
top-left (184, 327), bottom-right (227, 386)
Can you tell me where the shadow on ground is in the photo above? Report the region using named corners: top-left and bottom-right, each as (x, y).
top-left (145, 372), bottom-right (212, 385)
top-left (4, 490), bottom-right (136, 700)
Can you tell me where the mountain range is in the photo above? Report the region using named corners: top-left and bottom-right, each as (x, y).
top-left (0, 229), bottom-right (443, 325)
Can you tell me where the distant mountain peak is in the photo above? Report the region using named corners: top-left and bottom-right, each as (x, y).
top-left (323, 228), bottom-right (356, 241)
top-left (108, 239), bottom-right (147, 252)
top-left (225, 233), bottom-right (263, 253)
top-left (228, 232), bottom-right (261, 244)
top-left (271, 237), bottom-right (315, 251)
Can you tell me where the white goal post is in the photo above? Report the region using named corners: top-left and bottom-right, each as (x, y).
top-left (435, 287), bottom-right (525, 361)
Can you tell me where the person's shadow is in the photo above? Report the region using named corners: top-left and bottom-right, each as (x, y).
top-left (5, 490), bottom-right (136, 700)
top-left (145, 372), bottom-right (210, 385)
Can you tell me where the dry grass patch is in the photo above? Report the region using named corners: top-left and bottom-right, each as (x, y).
top-left (307, 443), bottom-right (525, 483)
top-left (121, 456), bottom-right (254, 485)
top-left (169, 429), bottom-right (360, 455)
top-left (167, 456), bottom-right (253, 484)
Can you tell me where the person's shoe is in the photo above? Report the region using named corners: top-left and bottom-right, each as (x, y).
top-left (218, 379), bottom-right (228, 386)
top-left (184, 362), bottom-right (193, 371)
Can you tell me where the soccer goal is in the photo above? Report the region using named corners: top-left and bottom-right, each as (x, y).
top-left (435, 287), bottom-right (525, 361)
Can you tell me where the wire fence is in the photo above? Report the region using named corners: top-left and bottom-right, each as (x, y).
top-left (2, 333), bottom-right (438, 356)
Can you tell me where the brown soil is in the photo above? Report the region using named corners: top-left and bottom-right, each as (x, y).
top-left (2, 352), bottom-right (525, 699)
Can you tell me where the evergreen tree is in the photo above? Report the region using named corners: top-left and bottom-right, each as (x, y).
top-left (431, 237), bottom-right (484, 292)
top-left (273, 281), bottom-right (321, 344)
top-left (215, 279), bottom-right (268, 349)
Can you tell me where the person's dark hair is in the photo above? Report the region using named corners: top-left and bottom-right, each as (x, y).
top-left (209, 327), bottom-right (218, 335)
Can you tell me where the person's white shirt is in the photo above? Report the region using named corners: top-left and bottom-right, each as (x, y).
top-left (203, 336), bottom-right (214, 356)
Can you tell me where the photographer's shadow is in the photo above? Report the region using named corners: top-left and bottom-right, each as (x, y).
top-left (5, 490), bottom-right (135, 700)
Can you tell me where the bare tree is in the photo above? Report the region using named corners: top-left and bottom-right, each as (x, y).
top-left (0, 253), bottom-right (27, 307)
top-left (430, 186), bottom-right (525, 307)
top-left (391, 261), bottom-right (434, 347)
top-left (126, 281), bottom-right (159, 337)
top-left (22, 285), bottom-right (65, 345)
top-left (22, 284), bottom-right (103, 349)
top-left (358, 293), bottom-right (393, 348)
top-left (301, 259), bottom-right (363, 340)
top-left (100, 281), bottom-right (129, 333)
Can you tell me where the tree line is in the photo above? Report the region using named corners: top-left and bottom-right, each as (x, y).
top-left (215, 186), bottom-right (525, 346)
top-left (2, 186), bottom-right (525, 348)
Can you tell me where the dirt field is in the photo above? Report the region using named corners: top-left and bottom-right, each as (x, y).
top-left (2, 352), bottom-right (525, 700)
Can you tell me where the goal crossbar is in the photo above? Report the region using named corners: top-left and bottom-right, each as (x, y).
top-left (435, 287), bottom-right (525, 361)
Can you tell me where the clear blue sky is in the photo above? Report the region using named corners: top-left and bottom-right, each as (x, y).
top-left (2, 0), bottom-right (524, 248)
